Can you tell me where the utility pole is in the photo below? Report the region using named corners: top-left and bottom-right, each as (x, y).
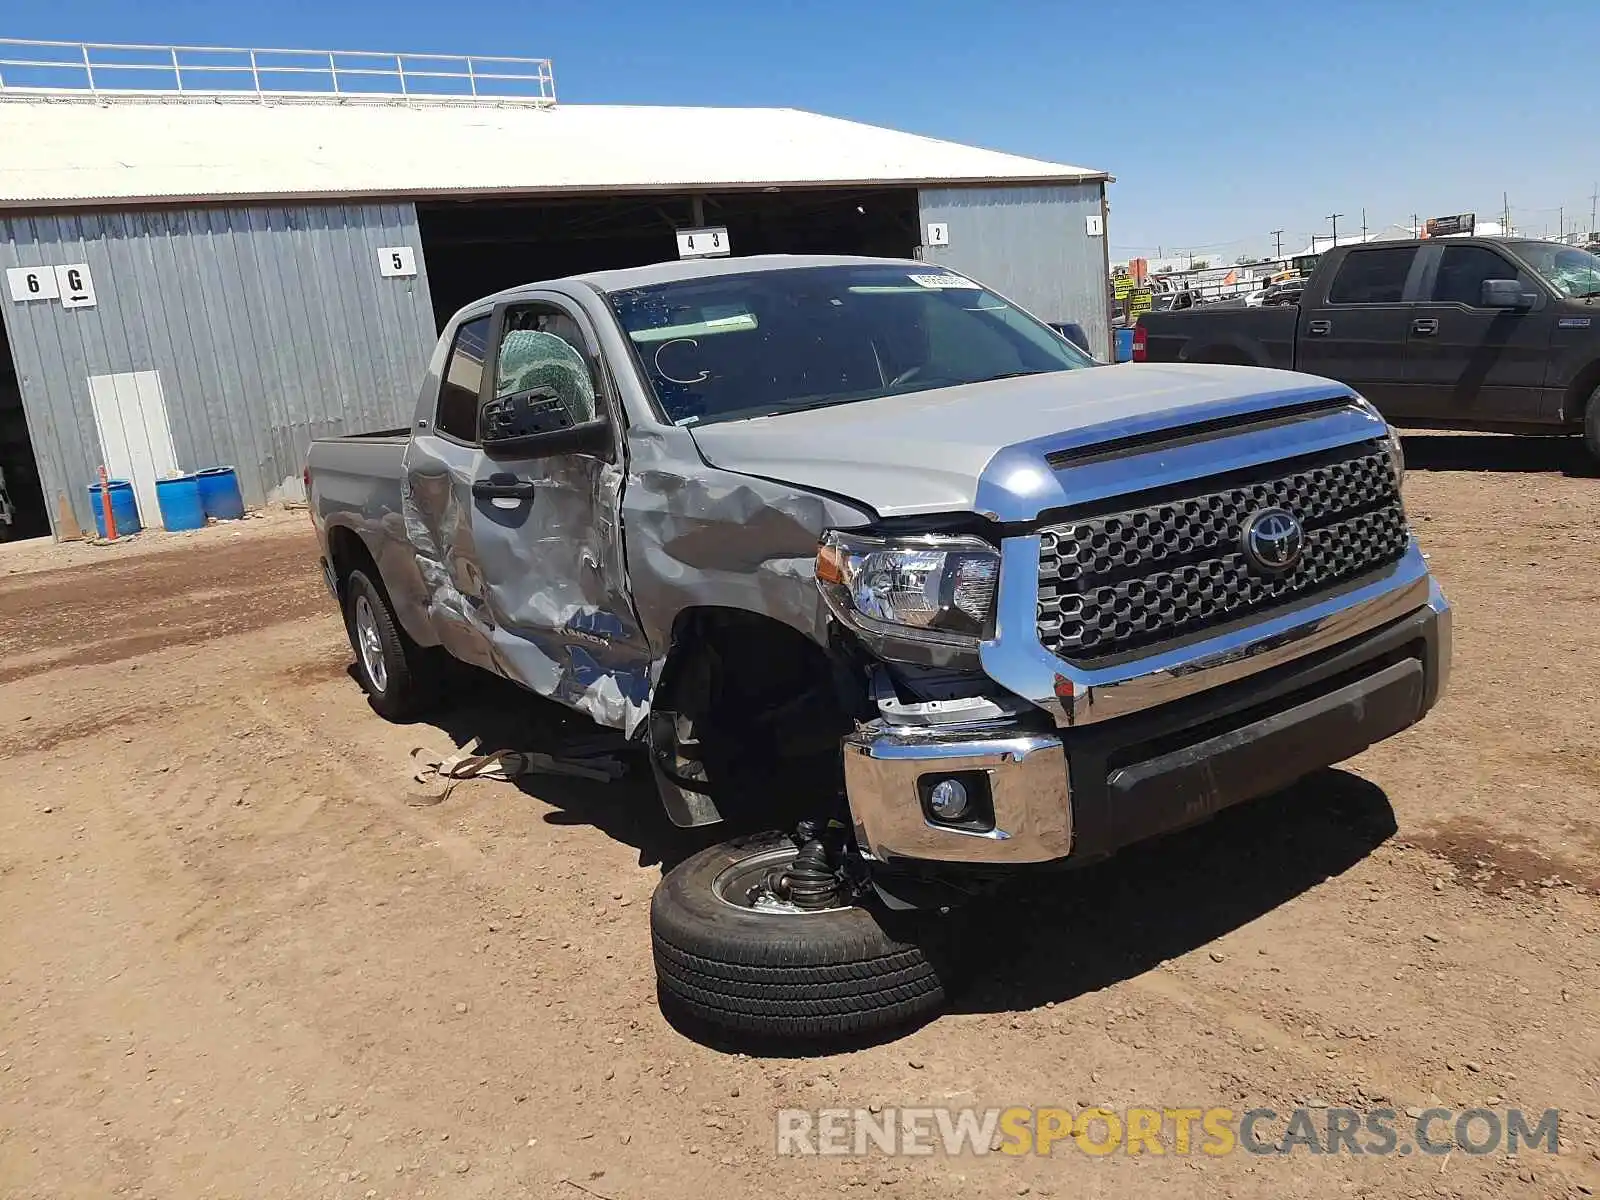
top-left (1503, 191), bottom-right (1510, 235)
top-left (1591, 182), bottom-right (1598, 239)
top-left (1559, 206), bottom-right (1565, 242)
top-left (1412, 213), bottom-right (1419, 238)
top-left (1361, 208), bottom-right (1368, 241)
top-left (1270, 229), bottom-right (1284, 259)
top-left (1327, 212), bottom-right (1344, 247)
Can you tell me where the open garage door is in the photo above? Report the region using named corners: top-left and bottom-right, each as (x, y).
top-left (0, 316), bottom-right (48, 541)
top-left (417, 188), bottom-right (921, 330)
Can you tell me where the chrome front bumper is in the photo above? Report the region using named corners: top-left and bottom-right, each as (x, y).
top-left (843, 729), bottom-right (1072, 865)
top-left (844, 571), bottom-right (1451, 868)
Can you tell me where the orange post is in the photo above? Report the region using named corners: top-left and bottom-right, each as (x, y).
top-left (98, 465), bottom-right (118, 541)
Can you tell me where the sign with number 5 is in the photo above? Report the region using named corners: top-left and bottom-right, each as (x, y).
top-left (378, 247), bottom-right (418, 277)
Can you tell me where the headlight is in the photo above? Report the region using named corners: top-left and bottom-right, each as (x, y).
top-left (1384, 426), bottom-right (1405, 488)
top-left (816, 531), bottom-right (1000, 645)
top-left (1354, 395), bottom-right (1405, 487)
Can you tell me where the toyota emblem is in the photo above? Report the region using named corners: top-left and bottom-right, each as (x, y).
top-left (1242, 507), bottom-right (1304, 573)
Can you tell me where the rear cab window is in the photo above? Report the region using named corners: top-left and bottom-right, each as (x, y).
top-left (1326, 247), bottom-right (1420, 305)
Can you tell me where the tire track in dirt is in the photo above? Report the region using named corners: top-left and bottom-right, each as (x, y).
top-left (0, 530), bottom-right (326, 685)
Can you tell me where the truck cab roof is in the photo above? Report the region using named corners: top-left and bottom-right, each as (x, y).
top-left (473, 254), bottom-right (926, 311)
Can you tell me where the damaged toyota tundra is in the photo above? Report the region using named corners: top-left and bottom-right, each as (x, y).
top-left (306, 256), bottom-right (1451, 1042)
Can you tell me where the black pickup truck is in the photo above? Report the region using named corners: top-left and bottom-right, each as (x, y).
top-left (1135, 237), bottom-right (1600, 460)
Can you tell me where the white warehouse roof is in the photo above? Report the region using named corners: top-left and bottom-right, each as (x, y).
top-left (0, 95), bottom-right (1106, 208)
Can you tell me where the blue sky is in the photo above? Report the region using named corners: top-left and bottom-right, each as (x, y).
top-left (9, 1), bottom-right (1598, 260)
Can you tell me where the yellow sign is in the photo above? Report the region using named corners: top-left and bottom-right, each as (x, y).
top-left (1112, 276), bottom-right (1133, 300)
top-left (1127, 288), bottom-right (1154, 316)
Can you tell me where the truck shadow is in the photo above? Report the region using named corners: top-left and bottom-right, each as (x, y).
top-left (410, 665), bottom-right (713, 872)
top-left (1399, 432), bottom-right (1596, 477)
top-left (950, 768), bottom-right (1397, 1015)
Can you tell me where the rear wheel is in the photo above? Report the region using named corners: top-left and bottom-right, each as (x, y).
top-left (650, 831), bottom-right (965, 1044)
top-left (344, 569), bottom-right (433, 721)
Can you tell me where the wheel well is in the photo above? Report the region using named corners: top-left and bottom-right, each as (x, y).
top-left (1564, 361), bottom-right (1600, 425)
top-left (326, 525), bottom-right (378, 600)
top-left (650, 608), bottom-right (859, 820)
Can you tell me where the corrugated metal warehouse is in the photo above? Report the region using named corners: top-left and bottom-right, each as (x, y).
top-left (0, 41), bottom-right (1111, 542)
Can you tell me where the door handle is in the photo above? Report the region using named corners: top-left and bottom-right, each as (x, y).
top-left (1306, 319), bottom-right (1331, 336)
top-left (472, 473), bottom-right (536, 501)
top-left (1411, 318), bottom-right (1439, 336)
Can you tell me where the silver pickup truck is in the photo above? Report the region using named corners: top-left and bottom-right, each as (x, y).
top-left (307, 255), bottom-right (1451, 1043)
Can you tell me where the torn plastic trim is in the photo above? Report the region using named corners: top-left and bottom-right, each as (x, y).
top-left (648, 709), bottom-right (724, 828)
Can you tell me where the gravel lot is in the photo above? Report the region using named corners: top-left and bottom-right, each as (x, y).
top-left (1, 433), bottom-right (1597, 1199)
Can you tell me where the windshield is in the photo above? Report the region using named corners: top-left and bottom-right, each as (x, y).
top-left (1515, 242), bottom-right (1600, 298)
top-left (606, 264), bottom-right (1096, 426)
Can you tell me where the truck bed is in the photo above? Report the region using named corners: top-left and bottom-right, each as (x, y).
top-left (306, 431), bottom-right (408, 525)
top-left (1139, 304), bottom-right (1299, 370)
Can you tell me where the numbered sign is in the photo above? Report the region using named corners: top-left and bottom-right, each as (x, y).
top-left (1085, 213), bottom-right (1105, 238)
top-left (925, 222), bottom-right (950, 247)
top-left (676, 227), bottom-right (731, 259)
top-left (378, 246), bottom-right (418, 277)
top-left (6, 266), bottom-right (59, 302)
top-left (56, 264), bottom-right (97, 309)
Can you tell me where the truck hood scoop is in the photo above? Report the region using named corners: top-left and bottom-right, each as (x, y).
top-left (687, 363), bottom-right (1372, 522)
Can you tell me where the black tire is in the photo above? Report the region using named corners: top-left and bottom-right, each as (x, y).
top-left (343, 569), bottom-right (432, 721)
top-left (1584, 384), bottom-right (1600, 464)
top-left (650, 831), bottom-right (964, 1044)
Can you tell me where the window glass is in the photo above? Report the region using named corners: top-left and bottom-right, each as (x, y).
top-left (435, 316), bottom-right (491, 442)
top-left (1326, 247), bottom-right (1418, 305)
top-left (1515, 241), bottom-right (1600, 299)
top-left (606, 264), bottom-right (1095, 427)
top-left (1431, 246), bottom-right (1531, 306)
top-left (494, 305), bottom-right (599, 426)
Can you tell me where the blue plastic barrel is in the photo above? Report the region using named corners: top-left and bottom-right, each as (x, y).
top-left (195, 466), bottom-right (246, 521)
top-left (86, 479), bottom-right (142, 538)
top-left (155, 474), bottom-right (207, 531)
top-left (1114, 328), bottom-right (1136, 363)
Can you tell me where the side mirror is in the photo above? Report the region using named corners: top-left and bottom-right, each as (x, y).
top-left (1480, 278), bottom-right (1529, 309)
top-left (480, 387), bottom-right (612, 459)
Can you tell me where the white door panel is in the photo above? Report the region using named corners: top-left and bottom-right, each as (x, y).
top-left (87, 370), bottom-right (178, 529)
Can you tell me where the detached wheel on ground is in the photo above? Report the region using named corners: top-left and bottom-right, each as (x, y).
top-left (343, 568), bottom-right (434, 721)
top-left (650, 831), bottom-right (964, 1043)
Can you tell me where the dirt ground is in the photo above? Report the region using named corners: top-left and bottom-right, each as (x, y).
top-left (1, 433), bottom-right (1597, 1200)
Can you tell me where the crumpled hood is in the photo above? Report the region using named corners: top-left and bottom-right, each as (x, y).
top-left (687, 362), bottom-right (1361, 520)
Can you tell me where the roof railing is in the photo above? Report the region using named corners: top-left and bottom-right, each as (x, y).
top-left (0, 39), bottom-right (556, 105)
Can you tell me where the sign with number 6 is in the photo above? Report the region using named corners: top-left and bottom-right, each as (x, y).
top-left (7, 266), bottom-right (61, 302)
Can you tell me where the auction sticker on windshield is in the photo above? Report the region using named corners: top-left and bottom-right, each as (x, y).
top-left (908, 273), bottom-right (981, 289)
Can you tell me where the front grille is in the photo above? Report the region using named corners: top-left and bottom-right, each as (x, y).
top-left (1036, 441), bottom-right (1408, 662)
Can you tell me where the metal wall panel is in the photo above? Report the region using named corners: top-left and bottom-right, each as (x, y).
top-left (918, 182), bottom-right (1111, 358)
top-left (0, 201), bottom-right (435, 536)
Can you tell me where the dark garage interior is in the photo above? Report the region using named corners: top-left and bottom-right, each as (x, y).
top-left (0, 320), bottom-right (48, 541)
top-left (416, 186), bottom-right (922, 329)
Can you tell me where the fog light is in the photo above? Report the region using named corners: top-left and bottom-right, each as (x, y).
top-left (927, 778), bottom-right (971, 821)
